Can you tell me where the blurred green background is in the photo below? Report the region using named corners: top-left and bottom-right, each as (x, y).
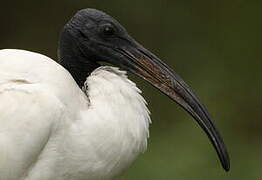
top-left (0, 0), bottom-right (261, 179)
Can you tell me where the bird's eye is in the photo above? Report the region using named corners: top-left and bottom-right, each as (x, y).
top-left (103, 25), bottom-right (115, 36)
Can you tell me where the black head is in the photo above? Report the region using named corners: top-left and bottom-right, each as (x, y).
top-left (59, 9), bottom-right (136, 86)
top-left (58, 8), bottom-right (230, 171)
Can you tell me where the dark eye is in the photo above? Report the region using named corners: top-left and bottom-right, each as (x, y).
top-left (103, 25), bottom-right (115, 36)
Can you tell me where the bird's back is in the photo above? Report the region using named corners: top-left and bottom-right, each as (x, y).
top-left (0, 49), bottom-right (84, 179)
top-left (0, 49), bottom-right (82, 99)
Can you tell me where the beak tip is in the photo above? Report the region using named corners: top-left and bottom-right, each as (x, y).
top-left (224, 165), bottom-right (230, 172)
top-left (223, 163), bottom-right (230, 172)
top-left (223, 156), bottom-right (230, 172)
top-left (219, 148), bottom-right (230, 172)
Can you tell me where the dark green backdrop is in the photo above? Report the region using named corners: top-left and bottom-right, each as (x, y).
top-left (1, 0), bottom-right (261, 179)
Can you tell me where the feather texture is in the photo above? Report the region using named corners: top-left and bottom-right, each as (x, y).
top-left (0, 49), bottom-right (150, 180)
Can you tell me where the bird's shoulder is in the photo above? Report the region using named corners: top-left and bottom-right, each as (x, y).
top-left (0, 49), bottom-right (74, 85)
top-left (0, 78), bottom-right (66, 133)
top-left (0, 49), bottom-right (84, 132)
top-left (0, 49), bottom-right (85, 103)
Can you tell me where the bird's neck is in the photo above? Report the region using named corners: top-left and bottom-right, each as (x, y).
top-left (58, 31), bottom-right (100, 87)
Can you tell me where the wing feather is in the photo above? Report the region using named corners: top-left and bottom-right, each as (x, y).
top-left (0, 82), bottom-right (64, 180)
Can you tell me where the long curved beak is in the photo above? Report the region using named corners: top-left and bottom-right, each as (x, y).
top-left (114, 40), bottom-right (230, 171)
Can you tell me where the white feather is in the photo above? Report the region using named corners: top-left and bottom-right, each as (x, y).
top-left (0, 49), bottom-right (151, 180)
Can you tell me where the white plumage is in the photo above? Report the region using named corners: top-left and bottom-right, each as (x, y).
top-left (0, 8), bottom-right (230, 180)
top-left (0, 49), bottom-right (150, 180)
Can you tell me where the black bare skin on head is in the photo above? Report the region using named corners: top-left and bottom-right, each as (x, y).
top-left (59, 8), bottom-right (134, 87)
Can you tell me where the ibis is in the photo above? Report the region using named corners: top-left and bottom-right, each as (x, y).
top-left (0, 8), bottom-right (230, 180)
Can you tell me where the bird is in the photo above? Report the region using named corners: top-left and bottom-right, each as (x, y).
top-left (0, 8), bottom-right (230, 180)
